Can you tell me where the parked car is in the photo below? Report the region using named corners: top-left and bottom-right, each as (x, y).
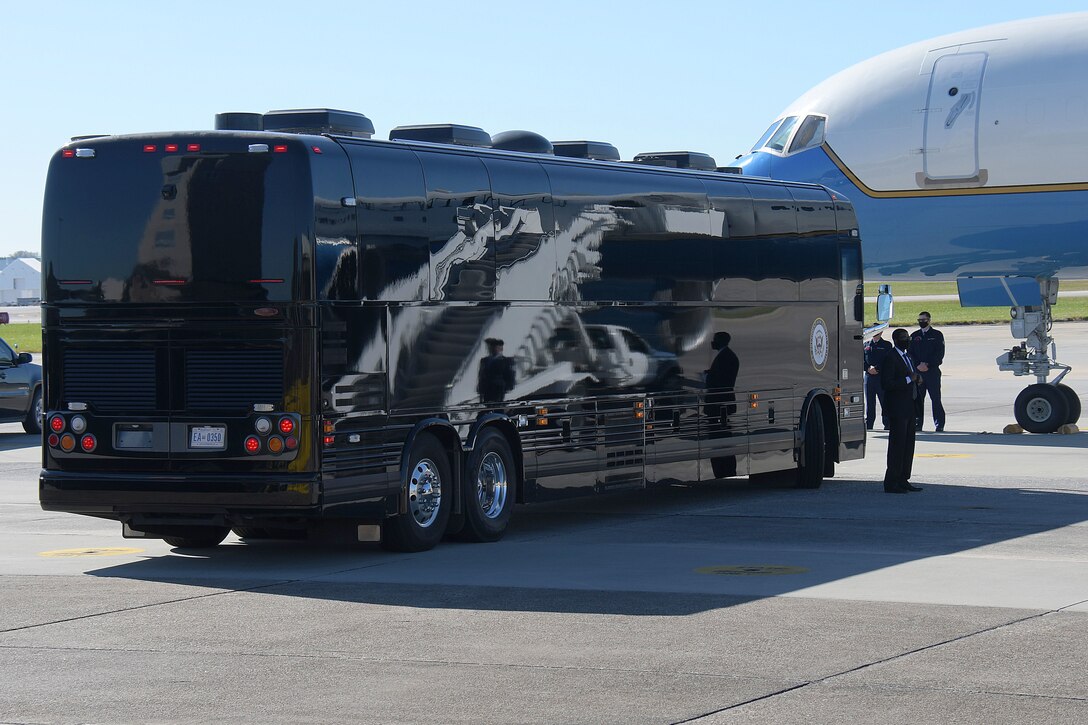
top-left (0, 313), bottom-right (42, 434)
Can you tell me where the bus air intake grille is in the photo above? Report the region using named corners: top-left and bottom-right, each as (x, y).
top-left (185, 349), bottom-right (283, 410)
top-left (63, 349), bottom-right (157, 411)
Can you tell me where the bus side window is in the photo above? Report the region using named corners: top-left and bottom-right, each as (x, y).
top-left (484, 157), bottom-right (556, 302)
top-left (746, 182), bottom-right (799, 302)
top-left (416, 151), bottom-right (495, 301)
top-left (840, 243), bottom-right (863, 322)
top-left (345, 144), bottom-right (428, 302)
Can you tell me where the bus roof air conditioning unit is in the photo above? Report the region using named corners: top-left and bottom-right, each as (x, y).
top-left (491, 130), bottom-right (554, 154)
top-left (215, 112), bottom-right (264, 131)
top-left (389, 124), bottom-right (493, 147)
top-left (262, 109), bottom-right (375, 138)
top-left (632, 151), bottom-right (717, 170)
top-left (552, 141), bottom-right (621, 161)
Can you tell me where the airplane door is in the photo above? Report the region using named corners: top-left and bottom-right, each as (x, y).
top-left (923, 52), bottom-right (987, 181)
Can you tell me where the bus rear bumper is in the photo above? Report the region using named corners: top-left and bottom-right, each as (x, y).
top-left (39, 469), bottom-right (320, 519)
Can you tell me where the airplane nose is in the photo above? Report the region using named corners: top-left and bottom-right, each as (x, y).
top-left (729, 152), bottom-right (773, 178)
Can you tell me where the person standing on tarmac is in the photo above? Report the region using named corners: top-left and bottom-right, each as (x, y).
top-left (909, 311), bottom-right (946, 432)
top-left (864, 328), bottom-right (893, 430)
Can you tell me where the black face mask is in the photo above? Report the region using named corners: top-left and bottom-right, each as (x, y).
top-left (918, 320), bottom-right (930, 329)
top-left (894, 337), bottom-right (910, 351)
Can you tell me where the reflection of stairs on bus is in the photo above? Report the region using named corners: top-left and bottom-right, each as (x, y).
top-left (395, 306), bottom-right (496, 410)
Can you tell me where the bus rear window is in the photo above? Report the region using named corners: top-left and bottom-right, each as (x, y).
top-left (42, 141), bottom-right (310, 303)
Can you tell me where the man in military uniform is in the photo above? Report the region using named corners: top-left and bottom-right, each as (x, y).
top-left (864, 328), bottom-right (893, 430)
top-left (909, 311), bottom-right (946, 432)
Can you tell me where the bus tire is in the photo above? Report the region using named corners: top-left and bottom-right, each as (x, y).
top-left (163, 526), bottom-right (230, 549)
top-left (458, 428), bottom-right (516, 543)
top-left (383, 433), bottom-right (452, 552)
top-left (795, 406), bottom-right (825, 489)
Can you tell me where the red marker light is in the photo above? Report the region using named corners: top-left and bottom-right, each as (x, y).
top-left (49, 415), bottom-right (65, 433)
top-left (62, 149), bottom-right (75, 158)
top-left (285, 437), bottom-right (298, 451)
top-left (323, 435), bottom-right (335, 446)
top-left (278, 417), bottom-right (295, 435)
top-left (187, 143), bottom-right (201, 152)
top-left (165, 143), bottom-right (179, 153)
top-left (311, 146), bottom-right (323, 154)
top-left (244, 435), bottom-right (261, 455)
top-left (273, 144), bottom-right (288, 153)
top-left (48, 433), bottom-right (59, 447)
top-left (80, 434), bottom-right (97, 452)
top-left (143, 144), bottom-right (157, 153)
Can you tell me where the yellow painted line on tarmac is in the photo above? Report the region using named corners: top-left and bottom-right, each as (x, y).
top-left (914, 453), bottom-right (974, 458)
top-left (39, 547), bottom-right (145, 558)
top-left (695, 565), bottom-right (808, 576)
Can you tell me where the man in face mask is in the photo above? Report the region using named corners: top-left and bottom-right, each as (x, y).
top-left (881, 328), bottom-right (923, 493)
top-left (909, 311), bottom-right (946, 432)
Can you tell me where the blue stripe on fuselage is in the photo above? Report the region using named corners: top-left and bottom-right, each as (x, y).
top-left (732, 148), bottom-right (1088, 280)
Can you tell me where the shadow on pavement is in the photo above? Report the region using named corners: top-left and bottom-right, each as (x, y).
top-left (85, 477), bottom-right (1088, 615)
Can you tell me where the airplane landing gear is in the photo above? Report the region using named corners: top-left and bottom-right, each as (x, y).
top-left (959, 275), bottom-right (1078, 434)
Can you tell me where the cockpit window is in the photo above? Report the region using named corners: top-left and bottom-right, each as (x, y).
top-left (788, 115), bottom-right (826, 153)
top-left (751, 119), bottom-right (784, 152)
top-left (764, 116), bottom-right (799, 152)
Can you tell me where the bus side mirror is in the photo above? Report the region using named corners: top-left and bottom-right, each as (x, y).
top-left (876, 284), bottom-right (893, 323)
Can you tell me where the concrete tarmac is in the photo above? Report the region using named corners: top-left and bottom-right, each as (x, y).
top-left (1, 323), bottom-right (1086, 724)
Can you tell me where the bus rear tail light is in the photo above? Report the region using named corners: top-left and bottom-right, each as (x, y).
top-left (49, 415), bottom-right (66, 433)
top-left (48, 434), bottom-right (59, 447)
top-left (322, 419), bottom-right (335, 447)
top-left (59, 434), bottom-right (76, 452)
top-left (278, 416), bottom-right (295, 435)
top-left (80, 435), bottom-right (97, 453)
top-left (267, 436), bottom-right (284, 454)
top-left (254, 417), bottom-right (272, 434)
top-left (70, 416), bottom-right (87, 434)
top-left (244, 436), bottom-right (261, 455)
top-left (285, 436), bottom-right (298, 451)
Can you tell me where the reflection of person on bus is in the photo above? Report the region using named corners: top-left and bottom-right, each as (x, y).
top-left (705, 331), bottom-right (739, 426)
top-left (477, 338), bottom-right (515, 404)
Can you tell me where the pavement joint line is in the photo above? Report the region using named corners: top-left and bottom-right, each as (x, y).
top-left (0, 578), bottom-right (305, 635)
top-left (671, 608), bottom-right (1070, 722)
top-left (0, 641), bottom-right (802, 686)
top-left (1056, 598), bottom-right (1088, 612)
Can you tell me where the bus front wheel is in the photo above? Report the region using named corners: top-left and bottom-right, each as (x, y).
top-left (457, 428), bottom-right (516, 543)
top-left (383, 433), bottom-right (452, 552)
top-left (795, 406), bottom-right (826, 489)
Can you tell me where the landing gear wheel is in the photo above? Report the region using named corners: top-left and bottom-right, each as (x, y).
top-left (457, 428), bottom-right (516, 543)
top-left (1014, 384), bottom-right (1070, 434)
top-left (22, 388), bottom-right (41, 435)
top-left (795, 405), bottom-right (826, 489)
top-left (382, 433), bottom-right (451, 552)
top-left (163, 526), bottom-right (230, 549)
top-left (1055, 384), bottom-right (1081, 425)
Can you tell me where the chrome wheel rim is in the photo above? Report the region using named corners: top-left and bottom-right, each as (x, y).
top-left (409, 458), bottom-right (443, 528)
top-left (1026, 397), bottom-right (1053, 423)
top-left (476, 452), bottom-right (508, 519)
top-left (34, 394), bottom-right (43, 427)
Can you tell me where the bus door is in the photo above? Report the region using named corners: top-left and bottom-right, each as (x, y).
top-left (839, 241), bottom-right (865, 456)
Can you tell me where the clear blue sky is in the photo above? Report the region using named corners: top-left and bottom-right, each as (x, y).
top-left (1, 1), bottom-right (1084, 256)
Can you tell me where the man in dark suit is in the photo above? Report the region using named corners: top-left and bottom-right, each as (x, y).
top-left (881, 328), bottom-right (923, 493)
top-left (864, 329), bottom-right (893, 430)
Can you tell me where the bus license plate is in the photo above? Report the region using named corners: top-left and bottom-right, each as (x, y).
top-left (190, 426), bottom-right (226, 449)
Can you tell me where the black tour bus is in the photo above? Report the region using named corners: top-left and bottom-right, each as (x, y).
top-left (40, 109), bottom-right (873, 551)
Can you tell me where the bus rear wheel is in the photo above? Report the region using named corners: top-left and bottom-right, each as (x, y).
top-left (795, 406), bottom-right (826, 489)
top-left (163, 526), bottom-right (230, 549)
top-left (383, 433), bottom-right (451, 552)
top-left (457, 428), bottom-right (516, 543)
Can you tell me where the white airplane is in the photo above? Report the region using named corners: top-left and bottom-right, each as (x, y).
top-left (728, 13), bottom-right (1088, 433)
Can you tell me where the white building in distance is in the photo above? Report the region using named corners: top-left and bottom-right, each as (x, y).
top-left (0, 258), bottom-right (41, 305)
